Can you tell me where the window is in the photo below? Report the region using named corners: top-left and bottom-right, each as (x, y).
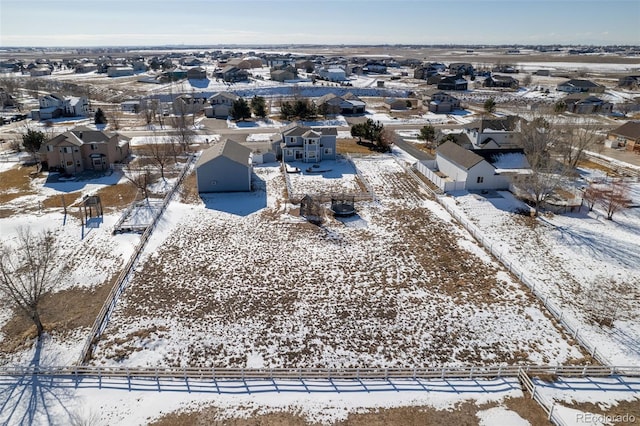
top-left (476, 176), bottom-right (484, 183)
top-left (324, 148), bottom-right (332, 155)
top-left (46, 145), bottom-right (52, 152)
top-left (66, 161), bottom-right (73, 166)
top-left (91, 144), bottom-right (97, 150)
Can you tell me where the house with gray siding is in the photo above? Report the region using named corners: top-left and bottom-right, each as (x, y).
top-left (195, 139), bottom-right (253, 193)
top-left (279, 124), bottom-right (337, 163)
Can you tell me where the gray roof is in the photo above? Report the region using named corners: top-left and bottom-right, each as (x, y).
top-left (437, 141), bottom-right (485, 170)
top-left (282, 125), bottom-right (338, 137)
top-left (561, 79), bottom-right (601, 88)
top-left (196, 138), bottom-right (252, 168)
top-left (209, 92), bottom-right (238, 101)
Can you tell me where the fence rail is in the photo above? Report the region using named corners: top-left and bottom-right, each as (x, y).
top-left (77, 154), bottom-right (196, 365)
top-left (0, 365), bottom-right (638, 380)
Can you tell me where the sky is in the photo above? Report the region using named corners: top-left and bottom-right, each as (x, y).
top-left (0, 0), bottom-right (639, 47)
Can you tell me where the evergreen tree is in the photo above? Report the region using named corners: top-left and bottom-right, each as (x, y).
top-left (230, 98), bottom-right (251, 121)
top-left (417, 125), bottom-right (436, 143)
top-left (250, 96), bottom-right (267, 119)
top-left (94, 108), bottom-right (108, 125)
top-left (483, 98), bottom-right (497, 114)
top-left (22, 129), bottom-right (46, 161)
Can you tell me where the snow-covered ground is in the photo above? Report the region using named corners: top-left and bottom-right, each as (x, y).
top-left (534, 376), bottom-right (640, 426)
top-left (438, 174), bottom-right (640, 366)
top-left (88, 158), bottom-right (584, 369)
top-left (0, 376), bottom-right (527, 426)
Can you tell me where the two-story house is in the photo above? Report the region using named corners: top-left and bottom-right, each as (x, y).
top-left (280, 124), bottom-right (337, 163)
top-left (32, 94), bottom-right (89, 121)
top-left (428, 91), bottom-right (461, 113)
top-left (205, 92), bottom-right (239, 118)
top-left (40, 126), bottom-right (130, 174)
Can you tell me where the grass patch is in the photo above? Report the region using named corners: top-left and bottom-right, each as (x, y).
top-left (578, 159), bottom-right (616, 175)
top-left (0, 165), bottom-right (39, 204)
top-left (178, 171), bottom-right (200, 204)
top-left (94, 181), bottom-right (139, 211)
top-left (0, 273), bottom-right (119, 357)
top-left (337, 138), bottom-right (377, 154)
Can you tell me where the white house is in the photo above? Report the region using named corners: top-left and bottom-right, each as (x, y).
top-left (317, 67), bottom-right (347, 82)
top-left (433, 141), bottom-right (529, 191)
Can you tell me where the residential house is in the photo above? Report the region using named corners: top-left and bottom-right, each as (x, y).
top-left (31, 94), bottom-right (89, 121)
top-left (63, 96), bottom-right (89, 117)
top-left (30, 66), bottom-right (52, 77)
top-left (75, 63), bottom-right (98, 73)
top-left (556, 79), bottom-right (605, 93)
top-left (186, 66), bottom-right (207, 80)
top-left (217, 65), bottom-right (249, 82)
top-left (205, 92), bottom-right (239, 118)
top-left (363, 62), bottom-right (387, 74)
top-left (132, 60), bottom-right (147, 72)
top-left (279, 124), bottom-right (337, 163)
top-left (316, 93), bottom-right (365, 115)
top-left (463, 116), bottom-right (522, 150)
top-left (159, 69), bottom-right (187, 82)
top-left (384, 97), bottom-right (413, 110)
top-left (195, 139), bottom-right (253, 193)
top-left (270, 68), bottom-right (297, 82)
top-left (428, 92), bottom-right (461, 113)
top-left (484, 75), bottom-right (519, 89)
top-left (107, 66), bottom-right (134, 77)
top-left (618, 75), bottom-right (640, 89)
top-left (172, 94), bottom-right (207, 115)
top-left (563, 95), bottom-right (613, 114)
top-left (433, 141), bottom-right (529, 191)
top-left (317, 66), bottom-right (347, 82)
top-left (0, 89), bottom-right (17, 108)
top-left (121, 100), bottom-right (143, 113)
top-left (437, 75), bottom-right (468, 91)
top-left (449, 62), bottom-right (475, 75)
top-left (413, 62), bottom-right (446, 80)
top-left (40, 127), bottom-right (130, 174)
top-left (606, 121), bottom-right (640, 152)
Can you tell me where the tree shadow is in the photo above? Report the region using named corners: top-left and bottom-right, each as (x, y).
top-left (0, 338), bottom-right (75, 426)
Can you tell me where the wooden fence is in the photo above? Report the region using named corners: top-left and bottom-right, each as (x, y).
top-left (1, 364), bottom-right (638, 381)
top-left (77, 154), bottom-right (196, 365)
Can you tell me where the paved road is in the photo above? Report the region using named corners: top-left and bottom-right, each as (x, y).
top-left (393, 137), bottom-right (433, 161)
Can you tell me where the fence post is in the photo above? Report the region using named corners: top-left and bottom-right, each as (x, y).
top-left (548, 403), bottom-right (554, 420)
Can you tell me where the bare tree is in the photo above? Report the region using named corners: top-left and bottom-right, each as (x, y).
top-left (139, 100), bottom-right (156, 128)
top-left (172, 113), bottom-right (195, 154)
top-left (143, 135), bottom-right (173, 181)
top-left (0, 228), bottom-right (61, 339)
top-left (123, 163), bottom-right (153, 200)
top-left (581, 184), bottom-right (602, 211)
top-left (513, 116), bottom-right (569, 216)
top-left (555, 120), bottom-right (602, 169)
top-left (108, 107), bottom-right (123, 131)
top-left (599, 179), bottom-right (631, 220)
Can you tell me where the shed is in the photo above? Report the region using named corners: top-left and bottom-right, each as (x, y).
top-left (196, 139), bottom-right (253, 193)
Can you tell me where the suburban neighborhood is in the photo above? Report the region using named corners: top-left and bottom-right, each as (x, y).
top-left (0, 2), bottom-right (639, 424)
